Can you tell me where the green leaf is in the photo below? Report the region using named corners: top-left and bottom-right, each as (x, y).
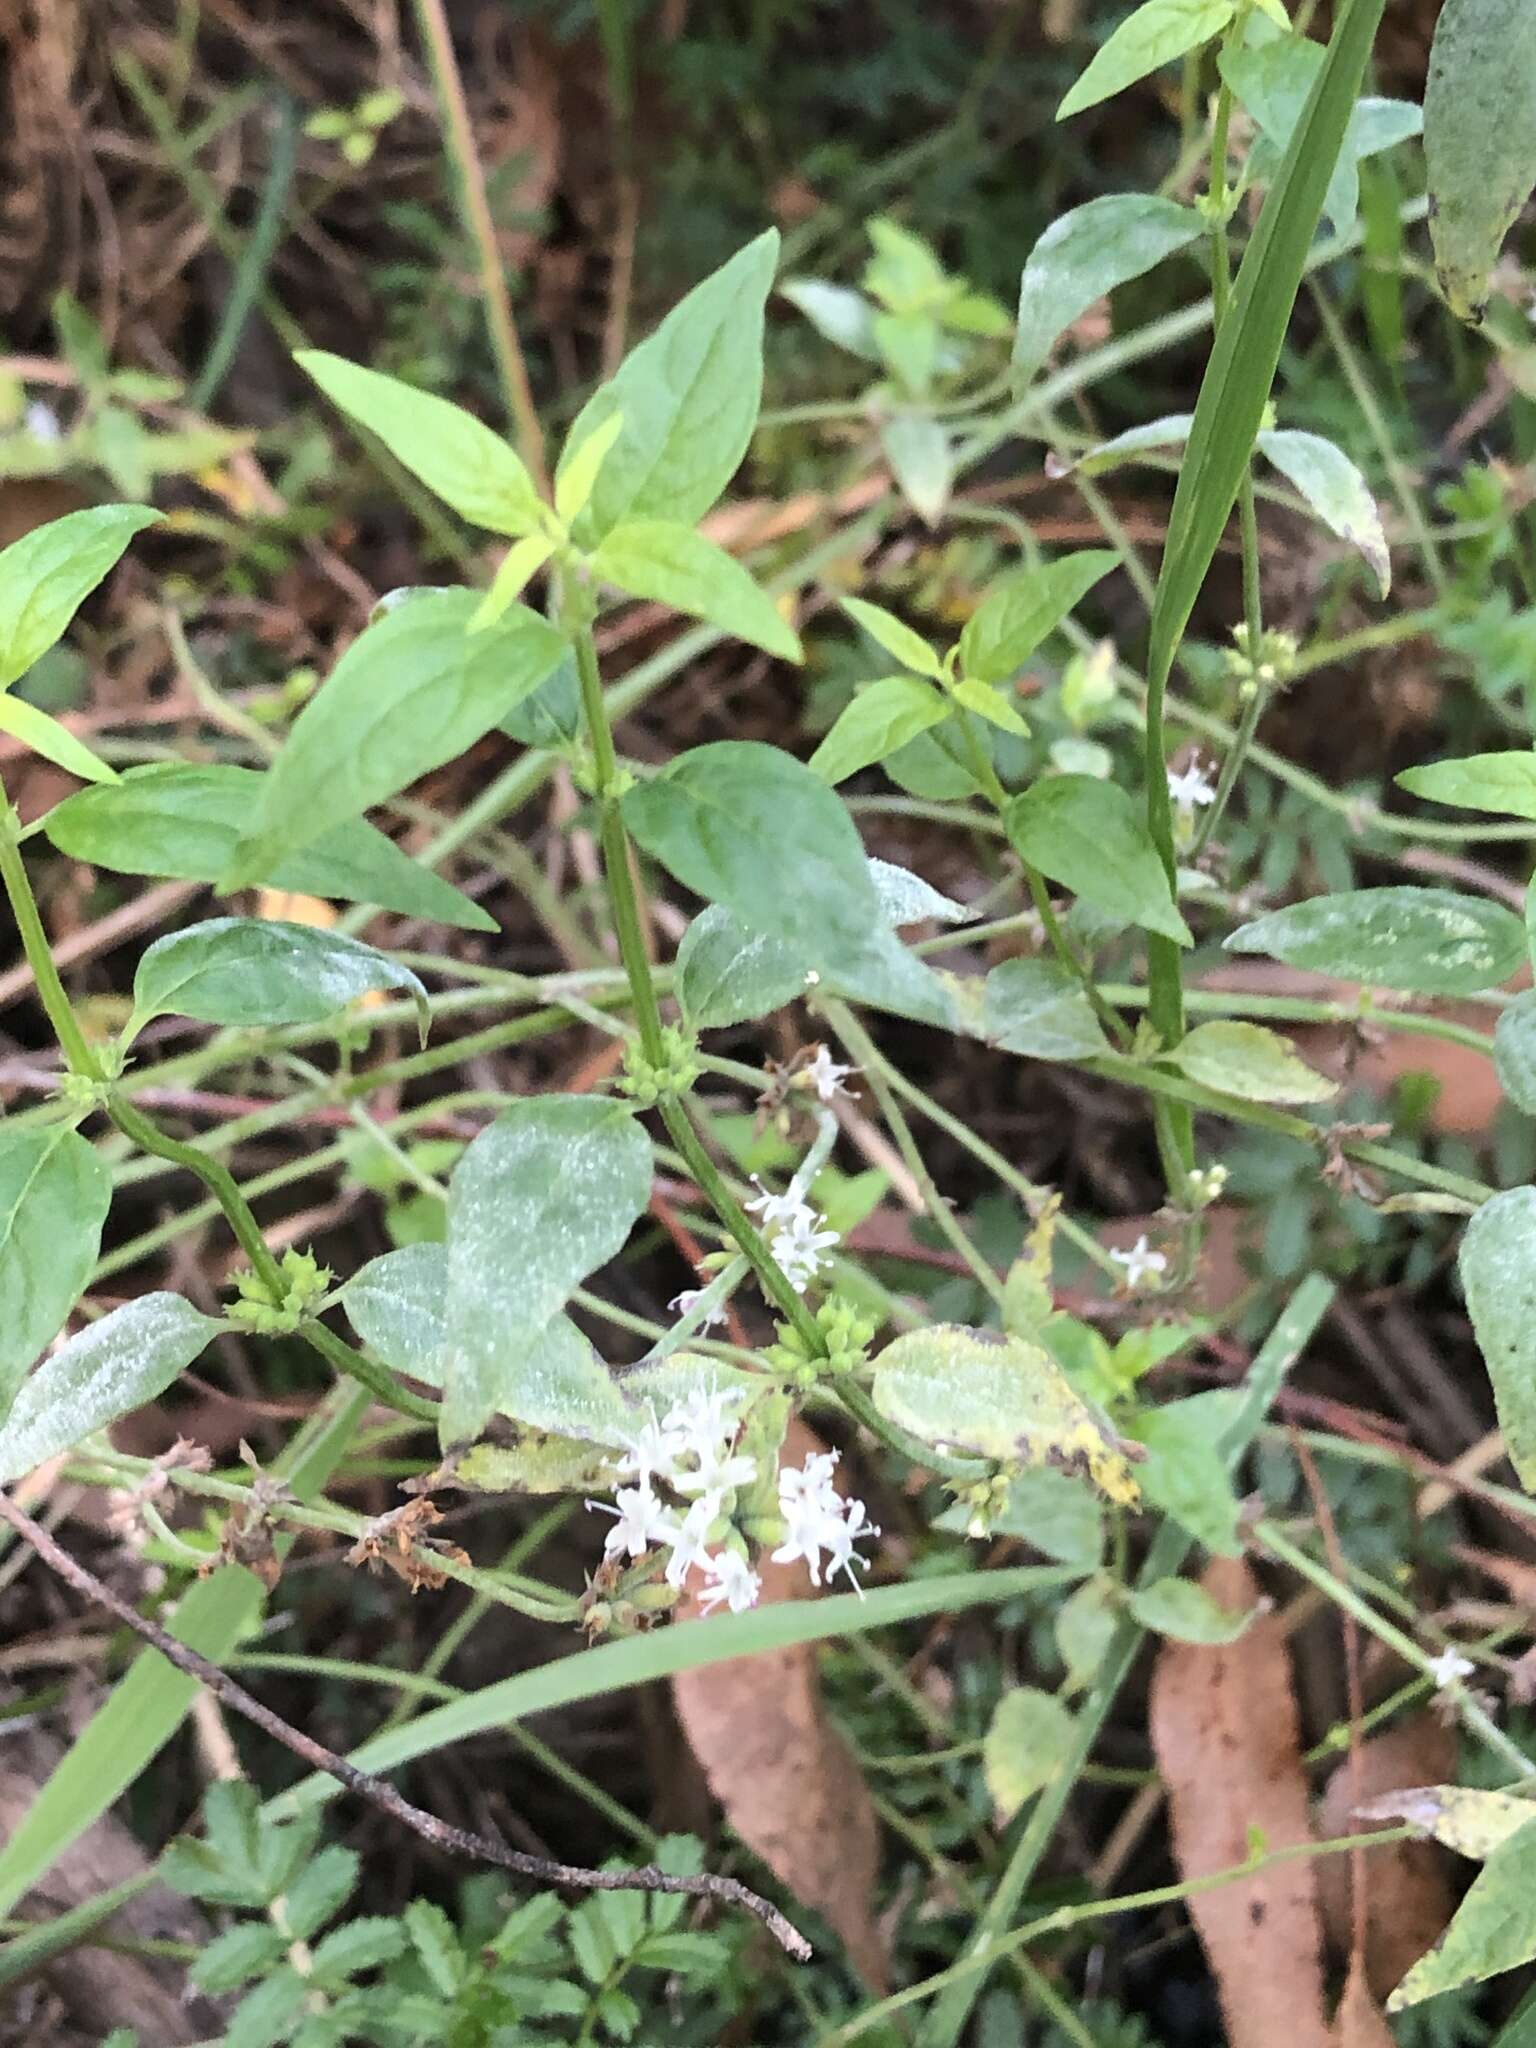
top-left (1220, 30), bottom-right (1422, 237)
top-left (470, 535), bottom-right (556, 631)
top-left (226, 1967), bottom-right (307, 2048)
top-left (952, 676), bottom-right (1029, 736)
top-left (1424, 0), bottom-right (1536, 321)
top-left (440, 1097), bottom-right (651, 1446)
top-left (871, 1324), bottom-right (1141, 1502)
top-left (873, 310), bottom-right (939, 396)
top-left (191, 1922), bottom-right (289, 1996)
top-left (554, 409), bottom-right (625, 526)
top-left (1257, 429), bottom-right (1389, 597)
top-left (1387, 1820), bottom-right (1536, 2009)
top-left (863, 217), bottom-right (949, 310)
top-left (342, 1244), bottom-right (446, 1380)
top-left (229, 591), bottom-right (566, 881)
top-left (1127, 1576), bottom-right (1253, 1641)
top-left (1398, 751), bottom-right (1536, 821)
top-left (1058, 0), bottom-right (1236, 120)
top-left (309, 1916), bottom-right (406, 1987)
top-left (404, 1899), bottom-right (465, 1997)
top-left (0, 1127), bottom-right (111, 1417)
top-left (1125, 1391), bottom-right (1243, 1555)
top-left (982, 1687), bottom-right (1078, 1822)
top-left (869, 858), bottom-right (972, 926)
top-left (959, 552), bottom-right (1118, 685)
top-left (808, 675), bottom-right (949, 783)
top-left (44, 763), bottom-right (495, 930)
top-left (1226, 887), bottom-right (1526, 995)
top-left (622, 739), bottom-right (881, 959)
top-left (839, 596), bottom-right (946, 679)
top-left (674, 905), bottom-right (807, 1030)
top-left (779, 279), bottom-right (880, 361)
top-left (982, 957), bottom-right (1110, 1061)
top-left (1497, 991), bottom-right (1536, 1114)
top-left (1055, 1577), bottom-right (1119, 1690)
top-left (131, 918), bottom-right (429, 1039)
top-left (1460, 1185), bottom-right (1536, 1490)
top-left (879, 413), bottom-right (952, 526)
top-left (558, 229), bottom-right (778, 542)
top-left (0, 1293), bottom-right (222, 1484)
top-left (1070, 411), bottom-right (1194, 477)
top-left (296, 351), bottom-right (543, 536)
top-left (1169, 1019), bottom-right (1336, 1103)
top-left (589, 519), bottom-right (800, 661)
top-left (280, 1844), bottom-right (361, 1940)
top-left (0, 505), bottom-right (159, 691)
top-left (1007, 775), bottom-right (1192, 943)
top-left (0, 693), bottom-right (117, 783)
top-left (1014, 197), bottom-right (1205, 384)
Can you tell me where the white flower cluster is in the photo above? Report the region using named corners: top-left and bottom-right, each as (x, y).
top-left (746, 1177), bottom-right (840, 1293)
top-left (590, 1386), bottom-right (876, 1614)
top-left (771, 1448), bottom-right (878, 1594)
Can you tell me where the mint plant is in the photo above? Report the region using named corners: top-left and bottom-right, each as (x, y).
top-left (6, 0), bottom-right (1536, 2034)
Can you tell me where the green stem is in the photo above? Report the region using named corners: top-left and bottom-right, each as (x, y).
top-left (916, 1275), bottom-right (1335, 2048)
top-left (955, 709), bottom-right (1130, 1051)
top-left (567, 613), bottom-right (824, 1350)
top-left (822, 1001), bottom-right (1004, 1305)
top-left (0, 800), bottom-right (103, 1080)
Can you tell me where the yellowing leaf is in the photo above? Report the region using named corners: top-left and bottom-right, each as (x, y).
top-left (1355, 1784), bottom-right (1536, 1863)
top-left (871, 1323), bottom-right (1141, 1503)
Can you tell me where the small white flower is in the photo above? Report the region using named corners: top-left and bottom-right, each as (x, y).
top-left (771, 1452), bottom-right (879, 1592)
top-left (1109, 1234), bottom-right (1168, 1292)
top-left (663, 1497), bottom-right (719, 1587)
top-left (588, 1483), bottom-right (676, 1561)
top-left (746, 1177), bottom-right (809, 1232)
top-left (674, 1437), bottom-right (758, 1508)
top-left (771, 1207), bottom-right (841, 1292)
top-left (803, 1045), bottom-right (855, 1104)
top-left (668, 1287), bottom-right (727, 1331)
top-left (662, 1382), bottom-right (745, 1444)
top-left (1167, 757), bottom-right (1217, 811)
top-left (1428, 1647), bottom-right (1475, 1690)
top-left (697, 1547), bottom-right (762, 1615)
top-left (24, 400), bottom-right (61, 444)
top-left (614, 1409), bottom-right (688, 1488)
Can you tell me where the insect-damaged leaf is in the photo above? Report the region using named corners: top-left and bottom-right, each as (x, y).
top-left (870, 1324), bottom-right (1140, 1502)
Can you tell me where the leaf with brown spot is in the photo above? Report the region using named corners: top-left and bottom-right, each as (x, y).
top-left (1316, 1715), bottom-right (1456, 1999)
top-left (1149, 1556), bottom-right (1333, 2048)
top-left (671, 1422), bottom-right (887, 1990)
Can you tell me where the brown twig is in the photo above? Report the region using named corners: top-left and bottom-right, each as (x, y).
top-left (0, 1489), bottom-right (812, 1960)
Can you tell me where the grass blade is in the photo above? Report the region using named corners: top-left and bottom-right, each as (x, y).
top-left (1140, 0), bottom-right (1390, 1086)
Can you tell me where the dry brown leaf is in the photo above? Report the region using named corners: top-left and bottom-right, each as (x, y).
top-left (1149, 1556), bottom-right (1333, 2048)
top-left (1315, 1714), bottom-right (1456, 1999)
top-left (1333, 1954), bottom-right (1398, 2046)
top-left (671, 1422), bottom-right (887, 1990)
